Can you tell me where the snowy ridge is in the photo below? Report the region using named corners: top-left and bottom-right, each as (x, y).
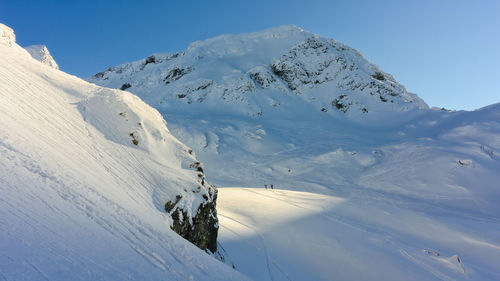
top-left (0, 24), bottom-right (246, 280)
top-left (24, 44), bottom-right (59, 69)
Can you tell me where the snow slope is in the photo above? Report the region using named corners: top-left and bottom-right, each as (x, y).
top-left (0, 24), bottom-right (246, 280)
top-left (89, 26), bottom-right (500, 280)
top-left (24, 44), bottom-right (59, 69)
top-left (219, 185), bottom-right (500, 281)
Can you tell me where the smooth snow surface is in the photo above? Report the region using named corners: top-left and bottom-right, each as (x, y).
top-left (218, 187), bottom-right (500, 281)
top-left (0, 24), bottom-right (246, 281)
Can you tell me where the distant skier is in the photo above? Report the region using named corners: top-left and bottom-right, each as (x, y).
top-left (265, 184), bottom-right (267, 189)
top-left (270, 184), bottom-right (274, 189)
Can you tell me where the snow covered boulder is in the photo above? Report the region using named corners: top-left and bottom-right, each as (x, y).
top-left (24, 44), bottom-right (59, 69)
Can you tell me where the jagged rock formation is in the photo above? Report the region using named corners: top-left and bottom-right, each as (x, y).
top-left (24, 44), bottom-right (59, 69)
top-left (164, 161), bottom-right (219, 253)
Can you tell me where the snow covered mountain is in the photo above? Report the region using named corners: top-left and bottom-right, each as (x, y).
top-left (0, 23), bottom-right (246, 280)
top-left (88, 25), bottom-right (427, 119)
top-left (88, 26), bottom-right (500, 281)
top-left (24, 44), bottom-right (59, 69)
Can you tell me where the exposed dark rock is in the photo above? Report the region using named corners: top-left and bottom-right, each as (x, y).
top-left (249, 71), bottom-right (277, 89)
top-left (193, 81), bottom-right (213, 91)
top-left (120, 83), bottom-right (131, 90)
top-left (145, 55), bottom-right (156, 65)
top-left (372, 71), bottom-right (386, 81)
top-left (332, 99), bottom-right (346, 111)
top-left (164, 66), bottom-right (193, 84)
top-left (94, 72), bottom-right (105, 78)
top-left (165, 195), bottom-right (183, 213)
top-left (165, 160), bottom-right (219, 253)
top-left (332, 95), bottom-right (352, 113)
top-left (169, 187), bottom-right (218, 253)
top-left (129, 132), bottom-right (139, 145)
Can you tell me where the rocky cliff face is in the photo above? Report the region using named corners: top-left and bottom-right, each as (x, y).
top-left (164, 161), bottom-right (219, 253)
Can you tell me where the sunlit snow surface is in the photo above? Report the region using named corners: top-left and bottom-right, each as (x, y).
top-left (218, 187), bottom-right (500, 281)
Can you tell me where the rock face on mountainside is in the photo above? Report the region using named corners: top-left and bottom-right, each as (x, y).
top-left (165, 161), bottom-right (219, 253)
top-left (24, 44), bottom-right (59, 69)
top-left (0, 23), bottom-right (242, 281)
top-left (88, 25), bottom-right (427, 118)
top-left (167, 187), bottom-right (219, 253)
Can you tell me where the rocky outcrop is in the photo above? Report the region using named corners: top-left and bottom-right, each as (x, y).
top-left (164, 162), bottom-right (219, 253)
top-left (24, 45), bottom-right (59, 69)
top-left (168, 190), bottom-right (218, 253)
top-left (0, 23), bottom-right (15, 46)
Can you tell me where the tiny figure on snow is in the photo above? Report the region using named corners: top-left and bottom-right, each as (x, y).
top-left (270, 184), bottom-right (274, 189)
top-left (265, 184), bottom-right (267, 189)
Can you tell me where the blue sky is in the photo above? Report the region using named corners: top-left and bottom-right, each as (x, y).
top-left (1, 0), bottom-right (499, 110)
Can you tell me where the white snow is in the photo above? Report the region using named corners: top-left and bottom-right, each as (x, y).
top-left (24, 44), bottom-right (59, 69)
top-left (0, 24), bottom-right (247, 281)
top-left (3, 22), bottom-right (500, 281)
top-left (218, 186), bottom-right (500, 281)
top-left (0, 23), bottom-right (15, 46)
top-left (89, 26), bottom-right (500, 280)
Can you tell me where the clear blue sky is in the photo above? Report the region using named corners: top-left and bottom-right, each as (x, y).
top-left (1, 0), bottom-right (499, 110)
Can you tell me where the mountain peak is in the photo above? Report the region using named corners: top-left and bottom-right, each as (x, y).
top-left (185, 25), bottom-right (313, 59)
top-left (0, 23), bottom-right (16, 46)
top-left (24, 44), bottom-right (59, 69)
top-left (89, 26), bottom-right (427, 120)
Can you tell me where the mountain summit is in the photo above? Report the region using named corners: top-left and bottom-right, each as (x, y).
top-left (88, 25), bottom-right (427, 119)
top-left (24, 44), bottom-right (59, 69)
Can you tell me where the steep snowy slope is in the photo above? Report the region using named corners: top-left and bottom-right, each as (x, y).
top-left (24, 44), bottom-right (59, 69)
top-left (0, 23), bottom-right (246, 281)
top-left (88, 26), bottom-right (500, 280)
